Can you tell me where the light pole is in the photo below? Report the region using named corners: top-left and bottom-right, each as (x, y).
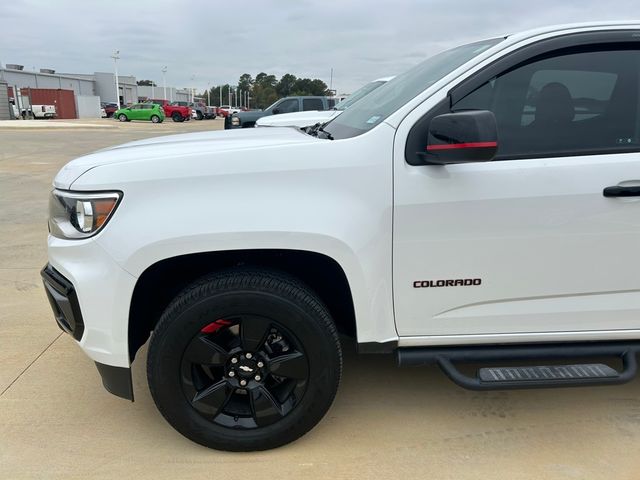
top-left (207, 81), bottom-right (211, 106)
top-left (219, 85), bottom-right (222, 107)
top-left (162, 66), bottom-right (167, 101)
top-left (111, 50), bottom-right (120, 108)
top-left (190, 75), bottom-right (195, 103)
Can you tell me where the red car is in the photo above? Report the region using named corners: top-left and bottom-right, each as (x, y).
top-left (149, 99), bottom-right (191, 122)
top-left (101, 102), bottom-right (119, 118)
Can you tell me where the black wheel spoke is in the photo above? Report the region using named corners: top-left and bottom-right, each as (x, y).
top-left (184, 336), bottom-right (229, 366)
top-left (240, 316), bottom-right (271, 352)
top-left (250, 386), bottom-right (284, 426)
top-left (268, 351), bottom-right (308, 380)
top-left (192, 380), bottom-right (231, 417)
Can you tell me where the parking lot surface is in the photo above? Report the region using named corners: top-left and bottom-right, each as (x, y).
top-left (1, 118), bottom-right (640, 479)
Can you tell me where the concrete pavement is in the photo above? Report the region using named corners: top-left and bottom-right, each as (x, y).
top-left (1, 118), bottom-right (640, 480)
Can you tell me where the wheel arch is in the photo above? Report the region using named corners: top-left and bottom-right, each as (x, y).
top-left (128, 249), bottom-right (357, 362)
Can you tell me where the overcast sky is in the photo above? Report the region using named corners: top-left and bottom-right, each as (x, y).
top-left (1, 0), bottom-right (639, 93)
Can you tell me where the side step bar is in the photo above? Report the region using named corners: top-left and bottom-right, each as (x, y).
top-left (397, 341), bottom-right (640, 390)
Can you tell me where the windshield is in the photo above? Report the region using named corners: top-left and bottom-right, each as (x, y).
top-left (323, 38), bottom-right (502, 139)
top-left (334, 80), bottom-right (387, 111)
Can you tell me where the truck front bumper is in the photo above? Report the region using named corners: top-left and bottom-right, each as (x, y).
top-left (40, 264), bottom-right (133, 401)
top-left (41, 263), bottom-right (134, 401)
top-left (42, 233), bottom-right (138, 400)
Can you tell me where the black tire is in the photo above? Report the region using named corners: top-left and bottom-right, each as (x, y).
top-left (172, 112), bottom-right (182, 122)
top-left (118, 114), bottom-right (128, 122)
top-left (196, 111), bottom-right (203, 120)
top-left (151, 115), bottom-right (160, 123)
top-left (147, 269), bottom-right (342, 451)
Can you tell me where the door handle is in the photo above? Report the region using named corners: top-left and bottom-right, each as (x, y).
top-left (603, 185), bottom-right (640, 197)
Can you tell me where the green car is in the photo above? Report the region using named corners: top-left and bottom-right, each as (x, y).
top-left (115, 103), bottom-right (164, 123)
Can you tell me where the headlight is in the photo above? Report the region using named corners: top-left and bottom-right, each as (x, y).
top-left (48, 189), bottom-right (122, 239)
top-left (231, 116), bottom-right (240, 126)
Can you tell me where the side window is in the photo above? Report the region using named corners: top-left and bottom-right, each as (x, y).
top-left (453, 47), bottom-right (640, 158)
top-left (303, 98), bottom-right (324, 111)
top-left (274, 99), bottom-right (299, 114)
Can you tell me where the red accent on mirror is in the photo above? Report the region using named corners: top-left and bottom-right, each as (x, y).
top-left (427, 141), bottom-right (497, 151)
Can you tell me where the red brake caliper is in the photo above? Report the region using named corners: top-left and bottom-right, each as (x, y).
top-left (200, 319), bottom-right (233, 333)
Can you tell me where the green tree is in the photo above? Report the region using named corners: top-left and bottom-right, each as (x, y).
top-left (276, 74), bottom-right (297, 97)
top-left (238, 73), bottom-right (253, 93)
top-left (136, 79), bottom-right (156, 86)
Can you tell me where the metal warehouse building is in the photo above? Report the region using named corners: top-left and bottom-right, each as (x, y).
top-left (0, 64), bottom-right (191, 119)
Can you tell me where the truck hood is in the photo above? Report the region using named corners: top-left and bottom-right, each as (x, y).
top-left (256, 110), bottom-right (339, 128)
top-left (54, 127), bottom-right (318, 189)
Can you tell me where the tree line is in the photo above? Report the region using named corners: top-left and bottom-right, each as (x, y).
top-left (199, 73), bottom-right (330, 109)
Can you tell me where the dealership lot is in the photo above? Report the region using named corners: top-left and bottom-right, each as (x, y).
top-left (2, 119), bottom-right (640, 479)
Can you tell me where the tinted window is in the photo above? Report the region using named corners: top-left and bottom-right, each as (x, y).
top-left (303, 98), bottom-right (325, 111)
top-left (274, 98), bottom-right (298, 113)
top-left (453, 48), bottom-right (640, 158)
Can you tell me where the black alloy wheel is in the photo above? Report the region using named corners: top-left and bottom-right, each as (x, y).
top-left (181, 315), bottom-right (309, 429)
top-left (147, 269), bottom-right (342, 451)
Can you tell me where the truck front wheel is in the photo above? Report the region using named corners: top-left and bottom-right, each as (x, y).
top-left (171, 112), bottom-right (182, 122)
top-left (147, 269), bottom-right (342, 451)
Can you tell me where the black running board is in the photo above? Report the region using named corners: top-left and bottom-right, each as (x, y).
top-left (397, 341), bottom-right (640, 390)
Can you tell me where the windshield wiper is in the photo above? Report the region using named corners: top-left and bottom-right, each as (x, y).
top-left (304, 122), bottom-right (334, 140)
top-left (317, 126), bottom-right (334, 140)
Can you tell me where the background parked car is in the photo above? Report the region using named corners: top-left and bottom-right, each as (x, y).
top-left (114, 103), bottom-right (164, 123)
top-left (22, 105), bottom-right (56, 119)
top-left (256, 76), bottom-right (395, 128)
top-left (217, 105), bottom-right (241, 117)
top-left (225, 96), bottom-right (333, 128)
top-left (174, 101), bottom-right (216, 120)
top-left (101, 102), bottom-right (119, 118)
top-left (148, 99), bottom-right (191, 122)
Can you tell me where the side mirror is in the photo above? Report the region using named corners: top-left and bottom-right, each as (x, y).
top-left (424, 110), bottom-right (497, 165)
top-left (272, 108), bottom-right (281, 115)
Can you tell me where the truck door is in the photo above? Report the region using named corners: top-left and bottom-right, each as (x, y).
top-left (393, 41), bottom-right (640, 339)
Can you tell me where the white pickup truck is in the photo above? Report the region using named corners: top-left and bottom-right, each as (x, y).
top-left (23, 104), bottom-right (56, 119)
top-left (43, 22), bottom-right (640, 452)
top-left (255, 76), bottom-right (394, 128)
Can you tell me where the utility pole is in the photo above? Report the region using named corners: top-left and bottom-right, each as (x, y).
top-left (329, 67), bottom-right (333, 94)
top-left (207, 81), bottom-right (211, 106)
top-left (219, 86), bottom-right (222, 107)
top-left (228, 85), bottom-right (231, 107)
top-left (162, 66), bottom-right (167, 101)
top-left (111, 50), bottom-right (120, 108)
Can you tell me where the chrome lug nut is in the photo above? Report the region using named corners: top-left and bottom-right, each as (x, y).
top-left (228, 371), bottom-right (235, 377)
top-left (246, 353), bottom-right (253, 359)
top-left (231, 357), bottom-right (238, 364)
top-left (240, 379), bottom-right (247, 386)
top-left (257, 361), bottom-right (264, 368)
top-left (254, 375), bottom-right (261, 381)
